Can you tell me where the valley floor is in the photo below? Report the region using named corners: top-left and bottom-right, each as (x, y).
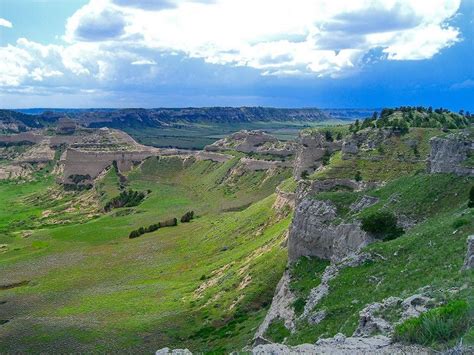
top-left (0, 157), bottom-right (292, 352)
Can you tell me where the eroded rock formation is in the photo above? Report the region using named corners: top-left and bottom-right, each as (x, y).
top-left (293, 131), bottom-right (340, 179)
top-left (205, 130), bottom-right (296, 157)
top-left (428, 132), bottom-right (473, 176)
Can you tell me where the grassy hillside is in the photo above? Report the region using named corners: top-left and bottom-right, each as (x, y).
top-left (289, 172), bottom-right (473, 349)
top-left (0, 156), bottom-right (292, 352)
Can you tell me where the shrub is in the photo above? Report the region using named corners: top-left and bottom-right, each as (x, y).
top-left (469, 186), bottom-right (474, 208)
top-left (394, 300), bottom-right (471, 346)
top-left (325, 130), bottom-right (334, 142)
top-left (361, 210), bottom-right (404, 240)
top-left (104, 189), bottom-right (146, 212)
top-left (301, 170), bottom-right (309, 179)
top-left (181, 211), bottom-right (195, 223)
top-left (129, 218), bottom-right (177, 239)
top-left (129, 230), bottom-right (141, 239)
top-left (322, 150), bottom-right (331, 166)
top-left (354, 170), bottom-right (362, 182)
top-left (159, 218), bottom-right (178, 227)
top-left (264, 318), bottom-right (291, 343)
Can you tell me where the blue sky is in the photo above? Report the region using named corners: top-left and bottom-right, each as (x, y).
top-left (0, 0), bottom-right (473, 110)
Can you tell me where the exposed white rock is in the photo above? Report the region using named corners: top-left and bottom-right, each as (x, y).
top-left (255, 270), bottom-right (296, 339)
top-left (288, 199), bottom-right (373, 263)
top-left (350, 195), bottom-right (379, 213)
top-left (252, 334), bottom-right (429, 354)
top-left (300, 254), bottom-right (369, 319)
top-left (156, 348), bottom-right (192, 355)
top-left (463, 235), bottom-right (474, 270)
top-left (428, 132), bottom-right (473, 176)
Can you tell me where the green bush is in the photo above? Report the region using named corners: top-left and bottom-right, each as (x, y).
top-left (129, 230), bottom-right (141, 239)
top-left (264, 318), bottom-right (290, 343)
top-left (129, 218), bottom-right (177, 239)
top-left (394, 300), bottom-right (471, 346)
top-left (104, 189), bottom-right (146, 212)
top-left (159, 218), bottom-right (177, 227)
top-left (360, 210), bottom-right (404, 240)
top-left (181, 211), bottom-right (195, 223)
top-left (468, 186), bottom-right (474, 208)
top-left (322, 150), bottom-right (332, 166)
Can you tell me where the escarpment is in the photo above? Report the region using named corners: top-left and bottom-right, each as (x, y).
top-left (428, 131), bottom-right (473, 176)
top-left (293, 131), bottom-right (341, 179)
top-left (288, 186), bottom-right (374, 263)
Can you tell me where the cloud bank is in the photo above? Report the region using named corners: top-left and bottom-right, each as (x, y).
top-left (0, 0), bottom-right (463, 96)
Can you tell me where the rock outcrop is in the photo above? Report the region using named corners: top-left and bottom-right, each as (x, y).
top-left (254, 270), bottom-right (296, 339)
top-left (288, 198), bottom-right (372, 262)
top-left (428, 132), bottom-right (473, 176)
top-left (300, 253), bottom-right (370, 320)
top-left (272, 188), bottom-right (296, 212)
top-left (205, 130), bottom-right (296, 157)
top-left (251, 334), bottom-right (428, 354)
top-left (155, 348), bottom-right (192, 355)
top-left (354, 294), bottom-right (434, 337)
top-left (293, 132), bottom-right (340, 179)
top-left (463, 235), bottom-right (474, 270)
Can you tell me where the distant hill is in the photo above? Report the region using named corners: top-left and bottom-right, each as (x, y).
top-left (5, 107), bottom-right (337, 130)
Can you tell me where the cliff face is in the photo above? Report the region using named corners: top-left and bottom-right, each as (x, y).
top-left (428, 133), bottom-right (473, 176)
top-left (288, 198), bottom-right (372, 262)
top-left (293, 132), bottom-right (341, 179)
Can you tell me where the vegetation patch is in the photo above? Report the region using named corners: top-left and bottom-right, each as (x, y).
top-left (180, 211), bottom-right (195, 223)
top-left (129, 218), bottom-right (178, 238)
top-left (394, 300), bottom-right (472, 347)
top-left (104, 189), bottom-right (146, 212)
top-left (290, 257), bottom-right (330, 316)
top-left (264, 318), bottom-right (291, 343)
top-left (360, 210), bottom-right (404, 241)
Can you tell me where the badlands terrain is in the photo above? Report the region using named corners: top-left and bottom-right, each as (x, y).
top-left (0, 107), bottom-right (472, 353)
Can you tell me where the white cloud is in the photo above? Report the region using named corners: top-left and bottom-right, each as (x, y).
top-left (63, 0), bottom-right (460, 77)
top-left (131, 59), bottom-right (157, 65)
top-left (0, 0), bottom-right (463, 91)
top-left (0, 18), bottom-right (13, 28)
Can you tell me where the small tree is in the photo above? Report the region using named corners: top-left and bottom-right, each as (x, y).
top-left (301, 170), bottom-right (309, 179)
top-left (469, 186), bottom-right (474, 208)
top-left (325, 130), bottom-right (334, 142)
top-left (322, 150), bottom-right (331, 166)
top-left (129, 230), bottom-right (140, 239)
top-left (361, 210), bottom-right (404, 241)
top-left (354, 170), bottom-right (362, 182)
top-left (181, 211), bottom-right (195, 223)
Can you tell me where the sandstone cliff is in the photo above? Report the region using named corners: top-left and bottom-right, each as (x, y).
top-left (428, 132), bottom-right (473, 176)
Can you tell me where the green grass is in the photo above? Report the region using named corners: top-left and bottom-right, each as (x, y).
top-left (264, 318), bottom-right (291, 343)
top-left (290, 257), bottom-right (330, 316)
top-left (394, 300), bottom-right (472, 348)
top-left (0, 155), bottom-right (292, 353)
top-left (312, 128), bottom-right (441, 182)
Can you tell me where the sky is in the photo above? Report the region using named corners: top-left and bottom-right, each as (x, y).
top-left (0, 0), bottom-right (473, 110)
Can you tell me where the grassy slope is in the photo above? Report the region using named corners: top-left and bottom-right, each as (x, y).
top-left (312, 128), bottom-right (440, 181)
top-left (0, 156), bottom-right (292, 352)
top-left (288, 173), bottom-right (474, 347)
